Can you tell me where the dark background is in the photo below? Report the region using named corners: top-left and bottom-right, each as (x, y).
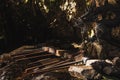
top-left (0, 0), bottom-right (86, 53)
top-left (0, 0), bottom-right (50, 53)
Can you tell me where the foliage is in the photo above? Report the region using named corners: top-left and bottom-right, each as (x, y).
top-left (1, 0), bottom-right (119, 50)
top-left (102, 76), bottom-right (119, 80)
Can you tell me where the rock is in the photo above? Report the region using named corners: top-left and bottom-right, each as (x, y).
top-left (68, 65), bottom-right (102, 80)
top-left (68, 58), bottom-right (117, 79)
top-left (103, 66), bottom-right (113, 75)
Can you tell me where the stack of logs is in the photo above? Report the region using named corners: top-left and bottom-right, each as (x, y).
top-left (0, 42), bottom-right (120, 80)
